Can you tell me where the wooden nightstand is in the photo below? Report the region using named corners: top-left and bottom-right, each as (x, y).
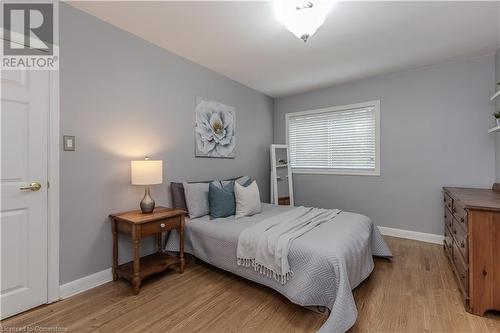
top-left (109, 206), bottom-right (186, 294)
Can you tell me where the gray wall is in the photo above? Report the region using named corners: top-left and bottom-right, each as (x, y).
top-left (495, 49), bottom-right (500, 182)
top-left (60, 4), bottom-right (273, 284)
top-left (274, 56), bottom-right (496, 235)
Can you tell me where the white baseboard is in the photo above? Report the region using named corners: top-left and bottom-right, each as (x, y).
top-left (378, 226), bottom-right (444, 245)
top-left (59, 268), bottom-right (113, 299)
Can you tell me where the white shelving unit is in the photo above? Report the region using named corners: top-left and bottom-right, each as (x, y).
top-left (489, 83), bottom-right (500, 133)
top-left (488, 125), bottom-right (500, 134)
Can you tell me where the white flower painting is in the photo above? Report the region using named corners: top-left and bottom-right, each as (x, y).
top-left (195, 97), bottom-right (236, 158)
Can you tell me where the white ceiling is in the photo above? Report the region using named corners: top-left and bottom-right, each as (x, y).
top-left (69, 1), bottom-right (500, 97)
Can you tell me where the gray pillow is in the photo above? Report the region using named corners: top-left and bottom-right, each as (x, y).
top-left (183, 182), bottom-right (210, 219)
top-left (236, 176), bottom-right (252, 186)
top-left (170, 182), bottom-right (188, 211)
top-left (218, 176), bottom-right (251, 189)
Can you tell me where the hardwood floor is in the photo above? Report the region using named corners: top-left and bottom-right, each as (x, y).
top-left (2, 236), bottom-right (500, 332)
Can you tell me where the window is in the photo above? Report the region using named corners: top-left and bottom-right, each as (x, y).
top-left (286, 101), bottom-right (380, 176)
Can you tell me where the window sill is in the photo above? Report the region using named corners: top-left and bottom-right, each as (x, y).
top-left (291, 168), bottom-right (381, 176)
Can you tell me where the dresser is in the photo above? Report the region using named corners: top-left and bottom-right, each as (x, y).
top-left (443, 187), bottom-right (500, 316)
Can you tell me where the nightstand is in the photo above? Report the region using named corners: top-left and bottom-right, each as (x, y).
top-left (109, 206), bottom-right (186, 294)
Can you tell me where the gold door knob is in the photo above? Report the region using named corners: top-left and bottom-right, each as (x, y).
top-left (19, 182), bottom-right (42, 191)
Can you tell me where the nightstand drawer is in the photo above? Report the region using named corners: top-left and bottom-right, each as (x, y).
top-left (141, 217), bottom-right (181, 237)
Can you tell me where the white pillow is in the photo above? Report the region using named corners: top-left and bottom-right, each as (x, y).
top-left (234, 181), bottom-right (262, 218)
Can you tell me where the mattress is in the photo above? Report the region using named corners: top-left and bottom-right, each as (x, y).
top-left (165, 203), bottom-right (392, 333)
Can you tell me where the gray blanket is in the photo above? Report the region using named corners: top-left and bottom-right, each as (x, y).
top-left (165, 204), bottom-right (392, 333)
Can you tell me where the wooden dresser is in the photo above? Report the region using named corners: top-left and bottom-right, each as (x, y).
top-left (443, 187), bottom-right (500, 316)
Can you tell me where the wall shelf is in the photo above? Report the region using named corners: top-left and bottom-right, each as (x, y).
top-left (491, 90), bottom-right (500, 101)
top-left (488, 125), bottom-right (500, 134)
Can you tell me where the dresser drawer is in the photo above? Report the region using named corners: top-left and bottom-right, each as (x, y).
top-left (453, 202), bottom-right (468, 231)
top-left (141, 217), bottom-right (181, 237)
top-left (444, 192), bottom-right (453, 212)
top-left (452, 217), bottom-right (468, 263)
top-left (444, 224), bottom-right (453, 258)
top-left (452, 240), bottom-right (468, 295)
top-left (444, 208), bottom-right (453, 231)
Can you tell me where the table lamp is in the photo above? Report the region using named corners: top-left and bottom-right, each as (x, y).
top-left (131, 157), bottom-right (163, 214)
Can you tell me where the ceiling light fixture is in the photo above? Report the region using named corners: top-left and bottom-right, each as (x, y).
top-left (274, 0), bottom-right (334, 42)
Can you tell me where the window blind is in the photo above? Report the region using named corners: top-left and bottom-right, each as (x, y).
top-left (288, 105), bottom-right (377, 172)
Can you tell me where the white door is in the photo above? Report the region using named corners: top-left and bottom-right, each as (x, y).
top-left (1, 70), bottom-right (49, 319)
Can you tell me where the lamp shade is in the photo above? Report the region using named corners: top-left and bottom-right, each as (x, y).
top-left (131, 160), bottom-right (163, 185)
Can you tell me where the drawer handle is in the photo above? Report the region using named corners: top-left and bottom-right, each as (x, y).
top-left (160, 223), bottom-right (165, 228)
top-left (460, 217), bottom-right (465, 223)
top-left (460, 241), bottom-right (465, 248)
top-left (453, 229), bottom-right (457, 235)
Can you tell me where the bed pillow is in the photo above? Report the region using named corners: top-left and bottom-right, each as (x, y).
top-left (183, 182), bottom-right (210, 219)
top-left (219, 176), bottom-right (252, 189)
top-left (209, 181), bottom-right (236, 219)
top-left (234, 181), bottom-right (262, 218)
top-left (237, 176), bottom-right (253, 187)
top-left (170, 182), bottom-right (188, 211)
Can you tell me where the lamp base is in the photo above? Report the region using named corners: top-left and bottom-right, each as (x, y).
top-left (140, 186), bottom-right (155, 214)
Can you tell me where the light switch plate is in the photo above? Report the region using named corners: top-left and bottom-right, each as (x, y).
top-left (63, 135), bottom-right (75, 151)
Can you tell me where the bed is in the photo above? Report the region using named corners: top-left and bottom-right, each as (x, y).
top-left (165, 203), bottom-right (392, 333)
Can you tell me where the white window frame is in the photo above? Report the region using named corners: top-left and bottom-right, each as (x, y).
top-left (285, 100), bottom-right (380, 176)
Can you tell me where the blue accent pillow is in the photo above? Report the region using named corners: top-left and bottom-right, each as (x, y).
top-left (209, 181), bottom-right (236, 219)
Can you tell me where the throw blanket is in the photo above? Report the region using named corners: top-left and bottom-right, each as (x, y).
top-left (237, 207), bottom-right (341, 284)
